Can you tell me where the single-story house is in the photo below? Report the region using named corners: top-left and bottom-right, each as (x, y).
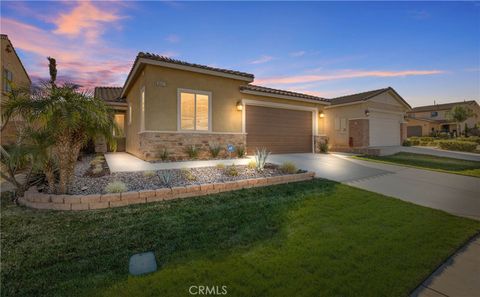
top-left (406, 100), bottom-right (480, 137)
top-left (96, 52), bottom-right (412, 160)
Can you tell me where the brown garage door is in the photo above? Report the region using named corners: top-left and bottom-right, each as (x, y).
top-left (246, 105), bottom-right (312, 154)
top-left (407, 126), bottom-right (422, 137)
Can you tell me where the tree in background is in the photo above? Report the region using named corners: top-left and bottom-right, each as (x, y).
top-left (446, 106), bottom-right (476, 137)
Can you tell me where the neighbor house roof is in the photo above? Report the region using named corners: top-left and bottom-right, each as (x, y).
top-left (408, 100), bottom-right (479, 113)
top-left (240, 84), bottom-right (329, 103)
top-left (1, 34), bottom-right (31, 83)
top-left (329, 87), bottom-right (411, 109)
top-left (121, 52), bottom-right (254, 97)
top-left (94, 86), bottom-right (126, 103)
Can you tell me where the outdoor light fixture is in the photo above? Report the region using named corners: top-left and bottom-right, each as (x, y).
top-left (319, 111), bottom-right (325, 118)
top-left (236, 101), bottom-right (243, 111)
top-left (364, 109), bottom-right (370, 117)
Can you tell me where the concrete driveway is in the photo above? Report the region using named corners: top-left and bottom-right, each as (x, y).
top-left (269, 153), bottom-right (480, 220)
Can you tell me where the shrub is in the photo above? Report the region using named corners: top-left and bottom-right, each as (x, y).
top-left (418, 137), bottom-right (435, 146)
top-left (247, 160), bottom-right (256, 169)
top-left (236, 146), bottom-right (246, 158)
top-left (181, 168), bottom-right (197, 181)
top-left (254, 147), bottom-right (270, 171)
top-left (319, 139), bottom-right (329, 153)
top-left (280, 161), bottom-right (297, 174)
top-left (104, 180), bottom-right (127, 193)
top-left (437, 140), bottom-right (477, 152)
top-left (185, 145), bottom-right (199, 159)
top-left (402, 139), bottom-right (412, 146)
top-left (92, 166), bottom-right (103, 175)
top-left (159, 148), bottom-right (169, 161)
top-left (209, 142), bottom-right (222, 158)
top-left (225, 164), bottom-right (238, 176)
top-left (406, 137), bottom-right (420, 146)
top-left (90, 159), bottom-right (103, 166)
top-left (457, 136), bottom-right (480, 145)
top-left (143, 170), bottom-right (156, 177)
top-left (159, 171), bottom-right (173, 187)
top-left (216, 163), bottom-right (225, 169)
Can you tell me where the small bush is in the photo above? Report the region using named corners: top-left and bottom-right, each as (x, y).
top-left (104, 180), bottom-right (127, 193)
top-left (159, 171), bottom-right (173, 187)
top-left (406, 137), bottom-right (420, 146)
top-left (181, 168), bottom-right (197, 181)
top-left (159, 148), bottom-right (169, 161)
top-left (92, 166), bottom-right (103, 175)
top-left (236, 146), bottom-right (246, 158)
top-left (185, 145), bottom-right (199, 159)
top-left (247, 160), bottom-right (256, 169)
top-left (216, 163), bottom-right (225, 169)
top-left (280, 161), bottom-right (297, 174)
top-left (319, 139), bottom-right (329, 153)
top-left (209, 142), bottom-right (222, 158)
top-left (254, 147), bottom-right (270, 171)
top-left (437, 140), bottom-right (477, 152)
top-left (402, 139), bottom-right (412, 146)
top-left (143, 170), bottom-right (156, 177)
top-left (225, 164), bottom-right (238, 176)
top-left (457, 136), bottom-right (480, 145)
top-left (90, 159), bottom-right (103, 166)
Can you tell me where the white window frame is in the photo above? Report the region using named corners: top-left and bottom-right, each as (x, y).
top-left (177, 88), bottom-right (212, 132)
top-left (128, 103), bottom-right (132, 125)
top-left (140, 86), bottom-right (145, 132)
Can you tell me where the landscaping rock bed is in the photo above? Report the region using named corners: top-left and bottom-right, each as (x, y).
top-left (65, 155), bottom-right (301, 195)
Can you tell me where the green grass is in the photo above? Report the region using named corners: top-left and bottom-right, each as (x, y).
top-left (353, 152), bottom-right (480, 177)
top-left (1, 180), bottom-right (479, 297)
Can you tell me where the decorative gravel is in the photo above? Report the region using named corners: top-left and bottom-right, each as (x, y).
top-left (68, 156), bottom-right (292, 195)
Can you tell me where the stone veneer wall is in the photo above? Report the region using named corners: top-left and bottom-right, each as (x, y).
top-left (18, 172), bottom-right (315, 211)
top-left (137, 132), bottom-right (246, 161)
top-left (348, 119), bottom-right (369, 148)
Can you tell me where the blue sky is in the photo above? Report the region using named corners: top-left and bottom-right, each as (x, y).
top-left (1, 1), bottom-right (479, 106)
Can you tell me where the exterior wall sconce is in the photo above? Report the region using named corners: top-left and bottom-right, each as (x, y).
top-left (319, 111), bottom-right (325, 118)
top-left (236, 101), bottom-right (243, 111)
top-left (364, 109), bottom-right (370, 117)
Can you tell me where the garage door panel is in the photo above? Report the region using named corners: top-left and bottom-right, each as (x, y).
top-left (246, 105), bottom-right (312, 154)
top-left (369, 117), bottom-right (401, 146)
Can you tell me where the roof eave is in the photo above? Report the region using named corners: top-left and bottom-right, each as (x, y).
top-left (240, 89), bottom-right (330, 105)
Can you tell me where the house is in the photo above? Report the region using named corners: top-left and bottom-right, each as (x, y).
top-left (406, 100), bottom-right (480, 137)
top-left (98, 52), bottom-right (412, 160)
top-left (0, 34), bottom-right (31, 145)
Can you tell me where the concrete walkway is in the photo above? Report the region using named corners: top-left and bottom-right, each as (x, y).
top-left (411, 235), bottom-right (480, 297)
top-left (105, 152), bottom-right (251, 173)
top-left (374, 145), bottom-right (480, 161)
top-left (269, 153), bottom-right (480, 220)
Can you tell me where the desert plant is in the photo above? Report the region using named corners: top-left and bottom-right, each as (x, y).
top-left (280, 161), bottom-right (297, 174)
top-left (159, 148), bottom-right (169, 161)
top-left (247, 160), bottom-right (256, 169)
top-left (143, 170), bottom-right (156, 177)
top-left (319, 138), bottom-right (329, 153)
top-left (225, 164), bottom-right (238, 176)
top-left (104, 180), bottom-right (127, 193)
top-left (185, 145), bottom-right (199, 159)
top-left (254, 147), bottom-right (270, 171)
top-left (159, 171), bottom-right (173, 187)
top-left (236, 146), bottom-right (246, 158)
top-left (209, 142), bottom-right (222, 158)
top-left (92, 166), bottom-right (103, 175)
top-left (216, 163), bottom-right (225, 169)
top-left (181, 168), bottom-right (197, 181)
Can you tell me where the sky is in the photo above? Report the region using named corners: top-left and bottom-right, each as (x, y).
top-left (1, 1), bottom-right (479, 107)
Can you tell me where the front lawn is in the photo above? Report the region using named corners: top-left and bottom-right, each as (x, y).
top-left (354, 152), bottom-right (480, 177)
top-left (2, 180), bottom-right (479, 297)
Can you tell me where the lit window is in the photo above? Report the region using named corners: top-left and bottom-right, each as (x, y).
top-left (128, 103), bottom-right (132, 125)
top-left (140, 87), bottom-right (145, 131)
top-left (113, 114), bottom-right (125, 136)
top-left (179, 90), bottom-right (210, 131)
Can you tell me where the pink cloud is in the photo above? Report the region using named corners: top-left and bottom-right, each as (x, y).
top-left (52, 0), bottom-right (125, 43)
top-left (255, 69), bottom-right (445, 85)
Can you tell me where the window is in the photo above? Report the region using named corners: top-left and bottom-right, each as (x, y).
top-left (334, 117), bottom-right (340, 131)
top-left (140, 87), bottom-right (145, 131)
top-left (179, 90), bottom-right (211, 131)
top-left (340, 118), bottom-right (347, 133)
top-left (431, 111), bottom-right (438, 117)
top-left (128, 103), bottom-right (132, 125)
top-left (3, 68), bottom-right (13, 92)
top-left (113, 114), bottom-right (125, 136)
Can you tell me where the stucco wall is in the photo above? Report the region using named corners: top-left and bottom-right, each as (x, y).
top-left (125, 68), bottom-right (145, 157)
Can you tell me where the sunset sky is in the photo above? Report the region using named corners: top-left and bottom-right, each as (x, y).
top-left (1, 1), bottom-right (479, 106)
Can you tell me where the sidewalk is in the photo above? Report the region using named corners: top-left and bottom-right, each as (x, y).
top-left (410, 234), bottom-right (480, 297)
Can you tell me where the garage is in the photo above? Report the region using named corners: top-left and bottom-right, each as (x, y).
top-left (369, 116), bottom-right (401, 147)
top-left (407, 126), bottom-right (422, 137)
top-left (245, 105), bottom-right (313, 154)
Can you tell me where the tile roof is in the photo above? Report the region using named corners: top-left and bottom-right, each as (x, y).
top-left (240, 84), bottom-right (329, 102)
top-left (94, 87), bottom-right (126, 103)
top-left (409, 100), bottom-right (478, 113)
top-left (329, 87), bottom-right (411, 109)
top-left (137, 52), bottom-right (255, 79)
top-left (1, 34), bottom-right (31, 83)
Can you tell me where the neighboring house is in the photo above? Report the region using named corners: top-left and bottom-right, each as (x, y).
top-left (406, 100), bottom-right (480, 137)
top-left (93, 86), bottom-right (127, 151)
top-left (117, 52), bottom-right (412, 160)
top-left (0, 34), bottom-right (31, 145)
